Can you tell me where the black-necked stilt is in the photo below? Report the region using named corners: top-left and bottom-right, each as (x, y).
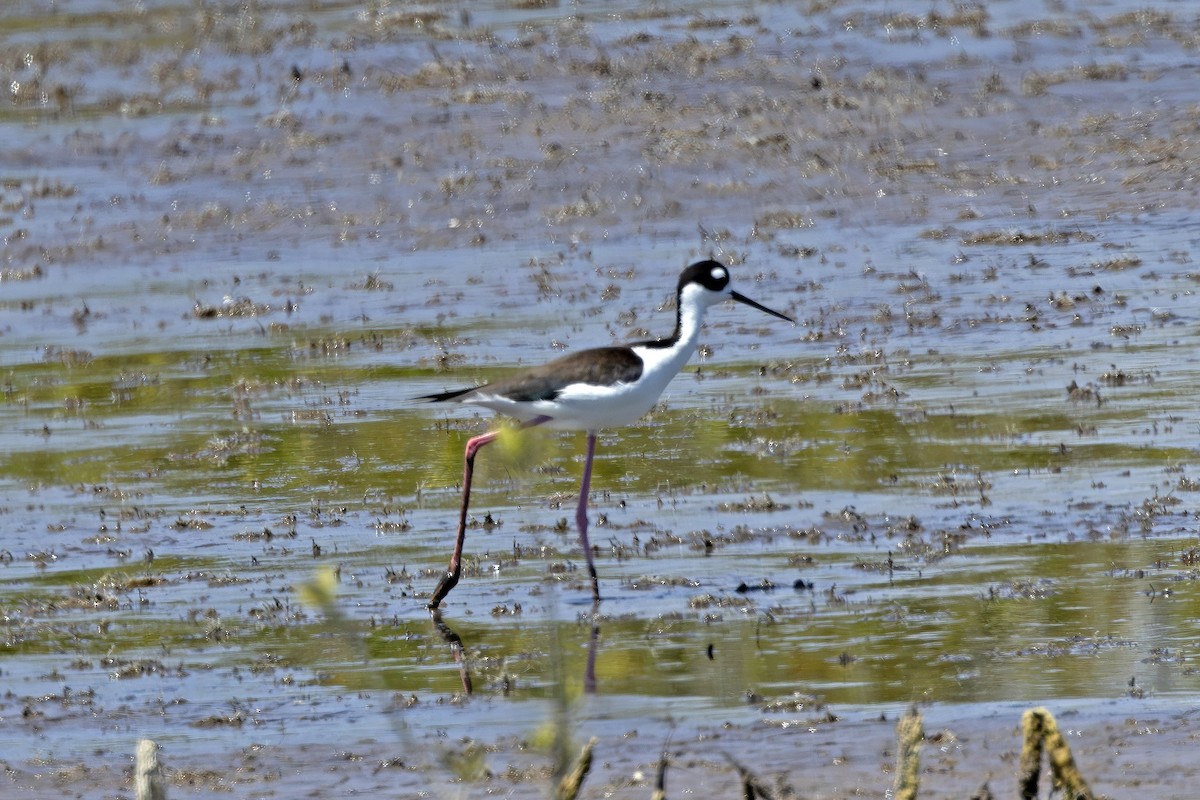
top-left (421, 259), bottom-right (794, 609)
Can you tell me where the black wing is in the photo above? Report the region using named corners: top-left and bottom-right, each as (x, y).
top-left (419, 346), bottom-right (644, 404)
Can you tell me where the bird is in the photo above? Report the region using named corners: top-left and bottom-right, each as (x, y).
top-left (420, 259), bottom-right (794, 610)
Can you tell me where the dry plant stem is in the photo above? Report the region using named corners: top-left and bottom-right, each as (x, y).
top-left (726, 755), bottom-right (774, 800)
top-left (556, 737), bottom-right (597, 800)
top-left (1019, 708), bottom-right (1047, 799)
top-left (650, 751), bottom-right (667, 800)
top-left (970, 782), bottom-right (995, 800)
top-left (135, 739), bottom-right (167, 800)
top-left (1020, 707), bottom-right (1095, 800)
top-left (892, 706), bottom-right (924, 800)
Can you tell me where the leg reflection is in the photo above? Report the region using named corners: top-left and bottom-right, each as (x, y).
top-left (432, 603), bottom-right (601, 698)
top-left (584, 599), bottom-right (600, 695)
top-left (429, 609), bottom-right (472, 695)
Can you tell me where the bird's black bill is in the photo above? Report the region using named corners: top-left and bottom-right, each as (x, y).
top-left (730, 290), bottom-right (794, 324)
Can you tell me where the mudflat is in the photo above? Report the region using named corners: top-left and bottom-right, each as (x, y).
top-left (2, 1), bottom-right (1199, 797)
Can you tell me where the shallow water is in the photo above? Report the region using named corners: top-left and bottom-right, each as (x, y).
top-left (2, 0), bottom-right (1200, 796)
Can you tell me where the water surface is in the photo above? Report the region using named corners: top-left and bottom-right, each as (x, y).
top-left (2, 0), bottom-right (1199, 796)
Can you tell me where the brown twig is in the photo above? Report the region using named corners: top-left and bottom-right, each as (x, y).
top-left (1019, 707), bottom-right (1094, 800)
top-left (892, 706), bottom-right (924, 800)
top-left (556, 737), bottom-right (597, 800)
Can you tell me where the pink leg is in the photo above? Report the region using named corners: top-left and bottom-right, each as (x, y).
top-left (429, 416), bottom-right (550, 610)
top-left (576, 432), bottom-right (601, 603)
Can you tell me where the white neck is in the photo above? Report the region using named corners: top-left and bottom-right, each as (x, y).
top-left (673, 283), bottom-right (710, 354)
top-left (632, 283), bottom-right (714, 382)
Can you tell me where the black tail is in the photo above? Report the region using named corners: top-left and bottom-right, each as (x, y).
top-left (416, 385), bottom-right (481, 403)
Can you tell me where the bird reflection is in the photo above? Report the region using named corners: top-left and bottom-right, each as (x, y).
top-left (429, 601), bottom-right (602, 696)
top-left (429, 609), bottom-right (472, 695)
